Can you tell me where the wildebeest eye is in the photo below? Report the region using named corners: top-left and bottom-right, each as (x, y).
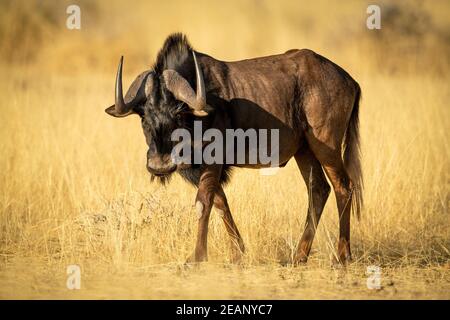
top-left (149, 140), bottom-right (157, 154)
top-left (134, 104), bottom-right (145, 117)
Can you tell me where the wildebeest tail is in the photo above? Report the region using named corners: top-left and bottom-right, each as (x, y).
top-left (343, 83), bottom-right (363, 219)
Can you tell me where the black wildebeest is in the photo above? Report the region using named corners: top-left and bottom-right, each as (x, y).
top-left (105, 33), bottom-right (363, 264)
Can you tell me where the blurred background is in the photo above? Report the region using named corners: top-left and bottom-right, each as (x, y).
top-left (0, 0), bottom-right (449, 299)
top-left (0, 0), bottom-right (449, 75)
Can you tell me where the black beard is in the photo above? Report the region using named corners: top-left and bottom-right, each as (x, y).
top-left (150, 173), bottom-right (173, 186)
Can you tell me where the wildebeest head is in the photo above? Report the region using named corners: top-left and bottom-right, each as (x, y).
top-left (105, 35), bottom-right (209, 183)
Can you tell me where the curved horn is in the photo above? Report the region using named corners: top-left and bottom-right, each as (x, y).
top-left (162, 51), bottom-right (208, 117)
top-left (192, 51), bottom-right (206, 110)
top-left (115, 56), bottom-right (130, 115)
top-left (106, 57), bottom-right (152, 117)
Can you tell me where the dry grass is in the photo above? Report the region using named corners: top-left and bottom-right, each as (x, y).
top-left (0, 0), bottom-right (449, 299)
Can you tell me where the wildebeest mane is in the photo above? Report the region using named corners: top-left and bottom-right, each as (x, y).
top-left (153, 33), bottom-right (193, 76)
top-left (150, 33), bottom-right (233, 187)
top-left (150, 33), bottom-right (196, 115)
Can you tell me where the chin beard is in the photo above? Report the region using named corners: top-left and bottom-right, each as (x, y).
top-left (150, 173), bottom-right (173, 186)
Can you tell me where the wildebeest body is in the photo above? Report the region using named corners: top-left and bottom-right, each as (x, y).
top-left (196, 49), bottom-right (359, 169)
top-left (105, 33), bottom-right (363, 264)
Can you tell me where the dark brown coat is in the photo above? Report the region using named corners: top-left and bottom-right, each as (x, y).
top-left (105, 33), bottom-right (363, 264)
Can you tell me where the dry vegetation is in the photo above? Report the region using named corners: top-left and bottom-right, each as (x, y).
top-left (0, 0), bottom-right (449, 299)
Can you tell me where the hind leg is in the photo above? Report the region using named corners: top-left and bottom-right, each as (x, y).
top-left (324, 162), bottom-right (353, 263)
top-left (293, 147), bottom-right (330, 264)
top-left (308, 140), bottom-right (354, 263)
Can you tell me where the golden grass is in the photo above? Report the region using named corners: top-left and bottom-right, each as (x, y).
top-left (0, 0), bottom-right (449, 299)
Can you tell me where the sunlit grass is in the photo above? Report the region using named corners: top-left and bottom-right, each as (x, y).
top-left (0, 0), bottom-right (449, 299)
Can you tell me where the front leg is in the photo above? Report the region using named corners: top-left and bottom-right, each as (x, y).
top-left (214, 186), bottom-right (245, 263)
top-left (186, 164), bottom-right (222, 263)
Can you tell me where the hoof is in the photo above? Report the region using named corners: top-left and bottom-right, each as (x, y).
top-left (332, 254), bottom-right (353, 267)
top-left (230, 250), bottom-right (244, 265)
top-left (227, 239), bottom-right (245, 264)
top-left (337, 239), bottom-right (352, 265)
top-left (185, 252), bottom-right (207, 265)
top-left (293, 255), bottom-right (309, 266)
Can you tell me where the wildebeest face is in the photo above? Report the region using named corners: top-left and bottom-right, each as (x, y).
top-left (140, 100), bottom-right (188, 181)
top-left (105, 52), bottom-right (208, 183)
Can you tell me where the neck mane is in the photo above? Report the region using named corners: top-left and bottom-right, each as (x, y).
top-left (153, 33), bottom-right (193, 75)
